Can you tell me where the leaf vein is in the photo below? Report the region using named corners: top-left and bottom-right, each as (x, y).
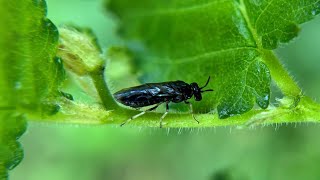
top-left (127, 0), bottom-right (229, 17)
top-left (238, 0), bottom-right (263, 48)
top-left (153, 46), bottom-right (257, 65)
top-left (254, 0), bottom-right (276, 30)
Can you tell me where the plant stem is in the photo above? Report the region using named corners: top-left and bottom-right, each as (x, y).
top-left (262, 50), bottom-right (302, 98)
top-left (90, 67), bottom-right (119, 110)
top-left (28, 96), bottom-right (320, 127)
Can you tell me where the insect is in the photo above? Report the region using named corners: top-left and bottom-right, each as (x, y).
top-left (114, 77), bottom-right (213, 128)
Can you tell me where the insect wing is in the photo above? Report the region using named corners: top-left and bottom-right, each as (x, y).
top-left (114, 83), bottom-right (180, 108)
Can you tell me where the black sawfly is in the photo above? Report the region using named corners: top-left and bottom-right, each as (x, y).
top-left (114, 76), bottom-right (213, 128)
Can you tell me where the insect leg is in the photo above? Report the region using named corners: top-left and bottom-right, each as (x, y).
top-left (159, 102), bottom-right (169, 128)
top-left (185, 101), bottom-right (199, 124)
top-left (120, 104), bottom-right (161, 127)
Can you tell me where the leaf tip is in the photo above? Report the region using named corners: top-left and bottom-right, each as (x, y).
top-left (256, 94), bottom-right (270, 109)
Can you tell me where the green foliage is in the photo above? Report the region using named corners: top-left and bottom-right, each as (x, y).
top-left (107, 0), bottom-right (320, 118)
top-left (1, 0), bottom-right (320, 178)
top-left (0, 0), bottom-right (63, 112)
top-left (244, 0), bottom-right (320, 49)
top-left (0, 0), bottom-right (61, 178)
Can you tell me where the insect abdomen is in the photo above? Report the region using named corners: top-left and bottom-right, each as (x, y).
top-left (114, 88), bottom-right (166, 108)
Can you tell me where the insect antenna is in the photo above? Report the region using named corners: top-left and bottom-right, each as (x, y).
top-left (200, 76), bottom-right (211, 89)
top-left (200, 76), bottom-right (214, 93)
top-left (201, 89), bottom-right (214, 92)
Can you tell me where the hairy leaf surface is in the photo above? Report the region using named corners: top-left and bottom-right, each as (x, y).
top-left (0, 0), bottom-right (62, 178)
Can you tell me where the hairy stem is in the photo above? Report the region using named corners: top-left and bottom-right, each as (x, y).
top-left (28, 96), bottom-right (320, 127)
top-left (89, 68), bottom-right (119, 110)
top-left (262, 50), bottom-right (302, 98)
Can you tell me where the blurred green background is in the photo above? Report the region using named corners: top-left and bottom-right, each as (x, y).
top-left (11, 0), bottom-right (320, 179)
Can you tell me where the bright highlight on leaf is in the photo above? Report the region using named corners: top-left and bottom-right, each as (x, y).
top-left (107, 0), bottom-right (320, 118)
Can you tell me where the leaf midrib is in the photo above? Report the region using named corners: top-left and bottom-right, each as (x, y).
top-left (238, 0), bottom-right (263, 49)
top-left (149, 46), bottom-right (258, 65)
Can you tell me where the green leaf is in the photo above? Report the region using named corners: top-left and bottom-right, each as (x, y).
top-left (244, 0), bottom-right (320, 49)
top-left (0, 0), bottom-right (63, 112)
top-left (107, 0), bottom-right (320, 118)
top-left (0, 0), bottom-right (62, 178)
top-left (0, 112), bottom-right (26, 180)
